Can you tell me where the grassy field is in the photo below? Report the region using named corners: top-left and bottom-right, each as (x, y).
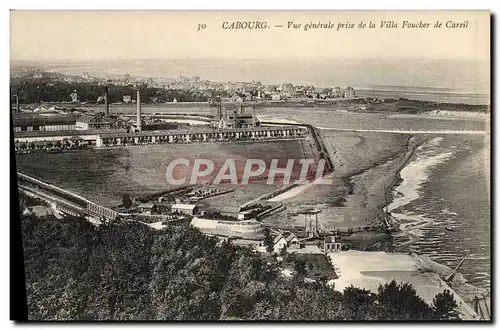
top-left (15, 139), bottom-right (316, 208)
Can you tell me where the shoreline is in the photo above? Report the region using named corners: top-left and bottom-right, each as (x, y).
top-left (381, 137), bottom-right (491, 316)
top-left (324, 130), bottom-right (427, 227)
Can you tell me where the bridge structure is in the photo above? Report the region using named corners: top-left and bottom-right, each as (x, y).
top-left (17, 172), bottom-right (119, 222)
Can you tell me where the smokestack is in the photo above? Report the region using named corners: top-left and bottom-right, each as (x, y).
top-left (104, 86), bottom-right (109, 118)
top-left (136, 88), bottom-right (142, 132)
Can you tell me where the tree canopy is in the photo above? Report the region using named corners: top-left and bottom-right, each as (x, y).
top-left (20, 214), bottom-right (461, 321)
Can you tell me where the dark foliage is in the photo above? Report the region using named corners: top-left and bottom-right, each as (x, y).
top-left (432, 289), bottom-right (460, 320)
top-left (10, 79), bottom-right (209, 104)
top-left (263, 228), bottom-right (274, 254)
top-left (122, 194), bottom-right (133, 209)
top-left (20, 214), bottom-right (461, 321)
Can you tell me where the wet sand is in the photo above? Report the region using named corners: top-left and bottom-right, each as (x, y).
top-left (320, 130), bottom-right (426, 226)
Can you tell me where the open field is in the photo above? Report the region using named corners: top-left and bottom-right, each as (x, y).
top-left (15, 139), bottom-right (316, 208)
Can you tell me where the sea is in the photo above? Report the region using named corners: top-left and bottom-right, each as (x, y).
top-left (388, 133), bottom-right (491, 292)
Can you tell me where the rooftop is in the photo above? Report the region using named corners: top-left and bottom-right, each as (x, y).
top-left (138, 203), bottom-right (155, 208)
top-left (12, 113), bottom-right (77, 126)
top-left (172, 203), bottom-right (197, 210)
top-left (220, 206), bottom-right (241, 213)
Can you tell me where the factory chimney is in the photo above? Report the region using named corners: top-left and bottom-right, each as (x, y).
top-left (104, 86), bottom-right (109, 118)
top-left (217, 103), bottom-right (222, 120)
top-left (233, 108), bottom-right (238, 129)
top-left (15, 95), bottom-right (20, 113)
top-left (136, 88), bottom-right (142, 132)
top-left (15, 87), bottom-right (20, 113)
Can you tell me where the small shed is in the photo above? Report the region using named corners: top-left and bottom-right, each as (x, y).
top-left (138, 203), bottom-right (157, 215)
top-left (237, 210), bottom-right (254, 220)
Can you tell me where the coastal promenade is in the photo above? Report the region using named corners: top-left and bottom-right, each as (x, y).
top-left (314, 127), bottom-right (489, 135)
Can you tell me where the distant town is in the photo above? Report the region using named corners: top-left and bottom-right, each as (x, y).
top-left (10, 67), bottom-right (355, 104)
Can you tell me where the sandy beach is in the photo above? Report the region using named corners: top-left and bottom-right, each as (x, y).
top-left (326, 250), bottom-right (480, 320)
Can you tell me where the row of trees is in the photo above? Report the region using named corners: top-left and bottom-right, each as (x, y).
top-left (21, 213), bottom-right (460, 321)
top-left (10, 80), bottom-right (210, 104)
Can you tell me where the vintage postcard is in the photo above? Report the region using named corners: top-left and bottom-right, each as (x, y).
top-left (10, 10), bottom-right (490, 321)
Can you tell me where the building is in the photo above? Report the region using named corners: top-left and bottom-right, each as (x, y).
top-left (220, 206), bottom-right (241, 219)
top-left (333, 87), bottom-right (343, 98)
top-left (190, 217), bottom-right (265, 240)
top-left (138, 203), bottom-right (157, 215)
top-left (273, 234), bottom-right (288, 253)
top-left (171, 203), bottom-right (199, 216)
top-left (75, 113), bottom-right (114, 130)
top-left (123, 95), bottom-right (132, 103)
top-left (107, 116), bottom-right (128, 129)
top-left (70, 91), bottom-right (78, 103)
top-left (237, 210), bottom-right (254, 220)
top-left (271, 93), bottom-right (281, 101)
top-left (324, 236), bottom-right (342, 252)
top-left (32, 105), bottom-right (61, 113)
top-left (12, 113), bottom-right (76, 132)
top-left (217, 117), bottom-right (236, 129)
top-left (285, 233), bottom-right (300, 248)
top-left (343, 87), bottom-right (356, 98)
top-left (211, 106), bottom-right (261, 130)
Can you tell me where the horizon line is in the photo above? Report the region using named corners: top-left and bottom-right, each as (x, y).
top-left (10, 56), bottom-right (489, 64)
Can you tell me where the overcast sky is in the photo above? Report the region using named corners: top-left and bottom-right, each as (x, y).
top-left (10, 10), bottom-right (490, 62)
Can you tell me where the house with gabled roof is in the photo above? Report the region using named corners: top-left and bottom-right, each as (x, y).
top-left (273, 234), bottom-right (288, 253)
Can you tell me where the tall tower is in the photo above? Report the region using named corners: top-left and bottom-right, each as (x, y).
top-left (104, 86), bottom-right (109, 118)
top-left (136, 88), bottom-right (142, 132)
